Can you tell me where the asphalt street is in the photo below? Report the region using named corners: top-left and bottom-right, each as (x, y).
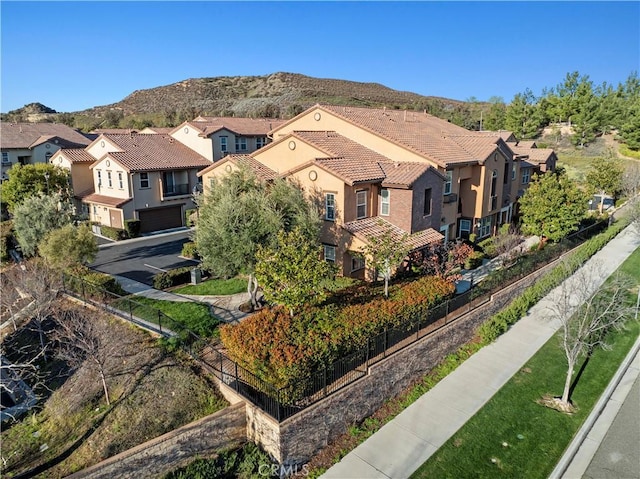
top-left (90, 230), bottom-right (199, 285)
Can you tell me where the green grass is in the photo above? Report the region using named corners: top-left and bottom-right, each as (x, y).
top-left (172, 277), bottom-right (247, 296)
top-left (411, 247), bottom-right (640, 479)
top-left (114, 296), bottom-right (219, 337)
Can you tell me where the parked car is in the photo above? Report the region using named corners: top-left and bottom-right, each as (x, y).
top-left (588, 194), bottom-right (615, 211)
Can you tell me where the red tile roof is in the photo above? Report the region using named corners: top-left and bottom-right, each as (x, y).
top-left (97, 134), bottom-right (211, 172)
top-left (82, 193), bottom-right (132, 207)
top-left (0, 122), bottom-right (91, 149)
top-left (510, 145), bottom-right (556, 165)
top-left (53, 148), bottom-right (95, 163)
top-left (198, 154), bottom-right (278, 181)
top-left (379, 162), bottom-right (435, 188)
top-left (343, 217), bottom-right (443, 251)
top-left (182, 117), bottom-right (287, 137)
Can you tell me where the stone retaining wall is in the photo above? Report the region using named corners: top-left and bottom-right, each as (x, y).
top-left (67, 402), bottom-right (247, 479)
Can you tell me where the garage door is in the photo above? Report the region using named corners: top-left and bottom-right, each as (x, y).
top-left (138, 206), bottom-right (183, 233)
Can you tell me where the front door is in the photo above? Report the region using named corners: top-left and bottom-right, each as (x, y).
top-left (109, 209), bottom-right (123, 229)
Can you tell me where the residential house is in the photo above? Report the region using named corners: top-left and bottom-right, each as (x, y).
top-left (199, 129), bottom-right (445, 278)
top-left (0, 122), bottom-right (91, 181)
top-left (268, 105), bottom-right (554, 241)
top-left (138, 127), bottom-right (174, 135)
top-left (170, 116), bottom-right (286, 162)
top-left (49, 148), bottom-right (97, 216)
top-left (79, 133), bottom-right (210, 233)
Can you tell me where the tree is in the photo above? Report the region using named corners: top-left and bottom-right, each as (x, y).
top-left (1, 163), bottom-right (71, 213)
top-left (518, 171), bottom-right (586, 242)
top-left (357, 220), bottom-right (411, 297)
top-left (53, 307), bottom-right (122, 406)
top-left (411, 240), bottom-right (473, 281)
top-left (482, 97), bottom-right (507, 131)
top-left (585, 157), bottom-right (623, 207)
top-left (39, 224), bottom-right (98, 271)
top-left (12, 193), bottom-right (74, 257)
top-left (545, 262), bottom-right (634, 411)
top-left (618, 95), bottom-right (640, 150)
top-left (195, 168), bottom-right (320, 309)
top-left (255, 228), bottom-right (334, 316)
top-left (571, 85), bottom-right (602, 147)
top-left (505, 89), bottom-right (543, 140)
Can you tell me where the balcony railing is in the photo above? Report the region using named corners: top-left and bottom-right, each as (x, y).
top-left (163, 183), bottom-right (190, 197)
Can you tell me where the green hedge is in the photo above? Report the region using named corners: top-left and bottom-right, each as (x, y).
top-left (464, 251), bottom-right (484, 270)
top-left (153, 266), bottom-right (193, 289)
top-left (184, 208), bottom-right (197, 227)
top-left (64, 266), bottom-right (127, 298)
top-left (181, 241), bottom-right (197, 259)
top-left (124, 219), bottom-right (141, 238)
top-left (100, 225), bottom-right (128, 241)
top-left (478, 219), bottom-right (629, 344)
top-left (1, 220), bottom-right (13, 263)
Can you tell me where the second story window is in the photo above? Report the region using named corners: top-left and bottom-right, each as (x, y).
top-left (256, 137), bottom-right (267, 149)
top-left (380, 189), bottom-right (390, 216)
top-left (118, 172), bottom-right (124, 189)
top-left (107, 171), bottom-right (113, 188)
top-left (140, 172), bottom-right (150, 188)
top-left (1, 152), bottom-right (9, 164)
top-left (235, 137), bottom-right (247, 152)
top-left (522, 168), bottom-right (531, 184)
top-left (444, 170), bottom-right (453, 195)
top-left (356, 190), bottom-right (367, 219)
top-left (97, 170), bottom-right (102, 187)
top-left (325, 193), bottom-right (336, 221)
top-left (220, 136), bottom-right (228, 154)
top-left (323, 245), bottom-right (336, 263)
top-left (423, 188), bottom-right (432, 216)
top-left (512, 164), bottom-right (516, 180)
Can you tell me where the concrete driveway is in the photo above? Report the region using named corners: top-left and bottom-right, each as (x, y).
top-left (90, 229), bottom-right (200, 286)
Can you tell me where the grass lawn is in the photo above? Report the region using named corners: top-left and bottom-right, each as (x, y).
top-left (172, 277), bottom-right (247, 296)
top-left (114, 296), bottom-right (219, 337)
top-left (411, 247), bottom-right (640, 479)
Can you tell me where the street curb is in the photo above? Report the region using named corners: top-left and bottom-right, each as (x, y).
top-left (549, 333), bottom-right (640, 479)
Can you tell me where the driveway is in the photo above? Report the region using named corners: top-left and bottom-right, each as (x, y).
top-left (89, 230), bottom-right (200, 286)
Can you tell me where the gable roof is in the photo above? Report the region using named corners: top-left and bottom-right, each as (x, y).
top-left (92, 134), bottom-right (210, 172)
top-left (343, 217), bottom-right (443, 251)
top-left (510, 145), bottom-right (556, 166)
top-left (177, 117), bottom-right (287, 137)
top-left (0, 122), bottom-right (91, 149)
top-left (197, 154), bottom-right (278, 181)
top-left (82, 193), bottom-right (132, 207)
top-left (52, 148), bottom-right (95, 164)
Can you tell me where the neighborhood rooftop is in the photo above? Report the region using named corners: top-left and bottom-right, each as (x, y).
top-left (0, 122), bottom-right (91, 149)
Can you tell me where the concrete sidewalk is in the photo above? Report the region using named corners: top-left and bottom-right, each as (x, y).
top-left (322, 226), bottom-right (639, 479)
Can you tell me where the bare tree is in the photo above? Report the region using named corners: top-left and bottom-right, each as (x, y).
top-left (622, 163), bottom-right (640, 235)
top-left (493, 225), bottom-right (523, 267)
top-left (546, 262), bottom-right (634, 411)
top-left (53, 307), bottom-right (122, 406)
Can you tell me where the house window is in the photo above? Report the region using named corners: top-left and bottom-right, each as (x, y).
top-left (380, 189), bottom-right (390, 216)
top-left (220, 136), bottom-right (228, 153)
top-left (356, 190), bottom-right (367, 219)
top-left (140, 172), bottom-right (150, 188)
top-left (522, 168), bottom-right (531, 184)
top-left (444, 170), bottom-right (453, 195)
top-left (490, 170), bottom-right (498, 210)
top-left (512, 164), bottom-right (516, 180)
top-left (423, 188), bottom-right (432, 216)
top-left (107, 171), bottom-right (113, 188)
top-left (163, 171), bottom-right (176, 194)
top-left (1, 152), bottom-right (8, 164)
top-left (351, 255), bottom-right (365, 272)
top-left (479, 216), bottom-right (492, 238)
top-left (93, 205), bottom-right (97, 215)
top-left (256, 137), bottom-right (267, 149)
top-left (503, 163), bottom-right (510, 184)
top-left (118, 172), bottom-right (124, 189)
top-left (97, 170), bottom-right (102, 187)
top-left (323, 245), bottom-right (336, 263)
top-left (325, 193), bottom-right (336, 221)
top-left (235, 137), bottom-right (247, 152)
top-left (459, 219), bottom-right (471, 237)
top-left (45, 152), bottom-right (53, 163)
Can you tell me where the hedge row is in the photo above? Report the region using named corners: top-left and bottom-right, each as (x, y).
top-left (478, 219), bottom-right (629, 343)
top-left (64, 265), bottom-right (127, 298)
top-left (98, 220), bottom-right (141, 241)
top-left (153, 266), bottom-right (193, 289)
top-left (221, 275), bottom-right (455, 390)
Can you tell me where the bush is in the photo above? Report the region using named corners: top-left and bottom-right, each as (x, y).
top-left (153, 266), bottom-right (193, 289)
top-left (124, 219), bottom-right (141, 238)
top-left (1, 220), bottom-right (14, 263)
top-left (181, 241), bottom-right (198, 259)
top-left (464, 251), bottom-right (484, 269)
top-left (100, 225), bottom-right (128, 241)
top-left (477, 237), bottom-right (497, 258)
top-left (64, 266), bottom-right (127, 298)
top-left (184, 208), bottom-right (197, 227)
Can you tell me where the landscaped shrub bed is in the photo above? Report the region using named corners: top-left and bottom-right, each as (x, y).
top-left (153, 266), bottom-right (194, 289)
top-left (220, 275), bottom-right (455, 392)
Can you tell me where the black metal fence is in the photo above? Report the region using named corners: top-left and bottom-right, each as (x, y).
top-left (63, 219), bottom-right (609, 422)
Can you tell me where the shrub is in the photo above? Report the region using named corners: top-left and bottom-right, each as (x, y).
top-left (100, 225), bottom-right (128, 241)
top-left (1, 220), bottom-right (14, 263)
top-left (464, 251), bottom-right (484, 269)
top-left (64, 266), bottom-right (127, 298)
top-left (478, 237), bottom-right (497, 258)
top-left (153, 266), bottom-right (193, 289)
top-left (124, 219), bottom-right (141, 238)
top-left (184, 208), bottom-right (197, 227)
top-left (181, 242), bottom-right (198, 259)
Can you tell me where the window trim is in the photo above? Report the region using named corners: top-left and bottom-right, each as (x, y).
top-left (512, 164), bottom-right (516, 180)
top-left (220, 136), bottom-right (228, 153)
top-left (479, 216), bottom-right (492, 238)
top-left (140, 172), bottom-right (150, 189)
top-left (380, 188), bottom-right (390, 216)
top-left (522, 168), bottom-right (531, 184)
top-left (235, 136), bottom-right (247, 152)
top-left (325, 193), bottom-right (336, 221)
top-left (118, 171), bottom-right (124, 189)
top-left (351, 255), bottom-right (365, 272)
top-left (107, 171), bottom-right (113, 188)
top-left (323, 244), bottom-right (336, 263)
top-left (444, 170), bottom-right (453, 195)
top-left (423, 187), bottom-right (432, 216)
top-left (356, 190), bottom-right (367, 219)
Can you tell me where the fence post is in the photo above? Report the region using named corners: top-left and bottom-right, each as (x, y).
top-left (323, 367), bottom-right (328, 397)
top-left (383, 327), bottom-right (388, 357)
top-left (365, 339), bottom-right (370, 368)
top-left (158, 310), bottom-right (163, 335)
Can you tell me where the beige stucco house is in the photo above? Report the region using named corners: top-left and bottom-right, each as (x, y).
top-left (170, 116), bottom-right (286, 162)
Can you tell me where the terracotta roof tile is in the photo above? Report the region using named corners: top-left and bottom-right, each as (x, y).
top-left (99, 134), bottom-right (211, 172)
top-left (510, 145), bottom-right (556, 165)
top-left (82, 193), bottom-right (132, 207)
top-left (379, 162), bottom-right (433, 188)
top-left (0, 122), bottom-right (91, 149)
top-left (197, 154), bottom-right (278, 181)
top-left (343, 217), bottom-right (443, 251)
top-left (187, 117), bottom-right (287, 137)
top-left (54, 148), bottom-right (95, 163)
top-left (91, 128), bottom-right (138, 134)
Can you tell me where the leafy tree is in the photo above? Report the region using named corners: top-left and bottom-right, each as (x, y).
top-left (195, 168), bottom-right (319, 309)
top-left (571, 83), bottom-right (602, 147)
top-left (482, 97), bottom-right (507, 131)
top-left (518, 171), bottom-right (586, 242)
top-left (1, 163), bottom-right (71, 213)
top-left (358, 220), bottom-right (411, 297)
top-left (255, 227), bottom-right (334, 316)
top-left (39, 224), bottom-right (98, 271)
top-left (12, 193), bottom-right (73, 257)
top-left (505, 89), bottom-right (543, 139)
top-left (411, 240), bottom-right (473, 281)
top-left (585, 157), bottom-right (623, 203)
top-left (618, 95), bottom-right (640, 150)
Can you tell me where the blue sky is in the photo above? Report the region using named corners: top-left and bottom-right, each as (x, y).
top-left (1, 1), bottom-right (638, 113)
